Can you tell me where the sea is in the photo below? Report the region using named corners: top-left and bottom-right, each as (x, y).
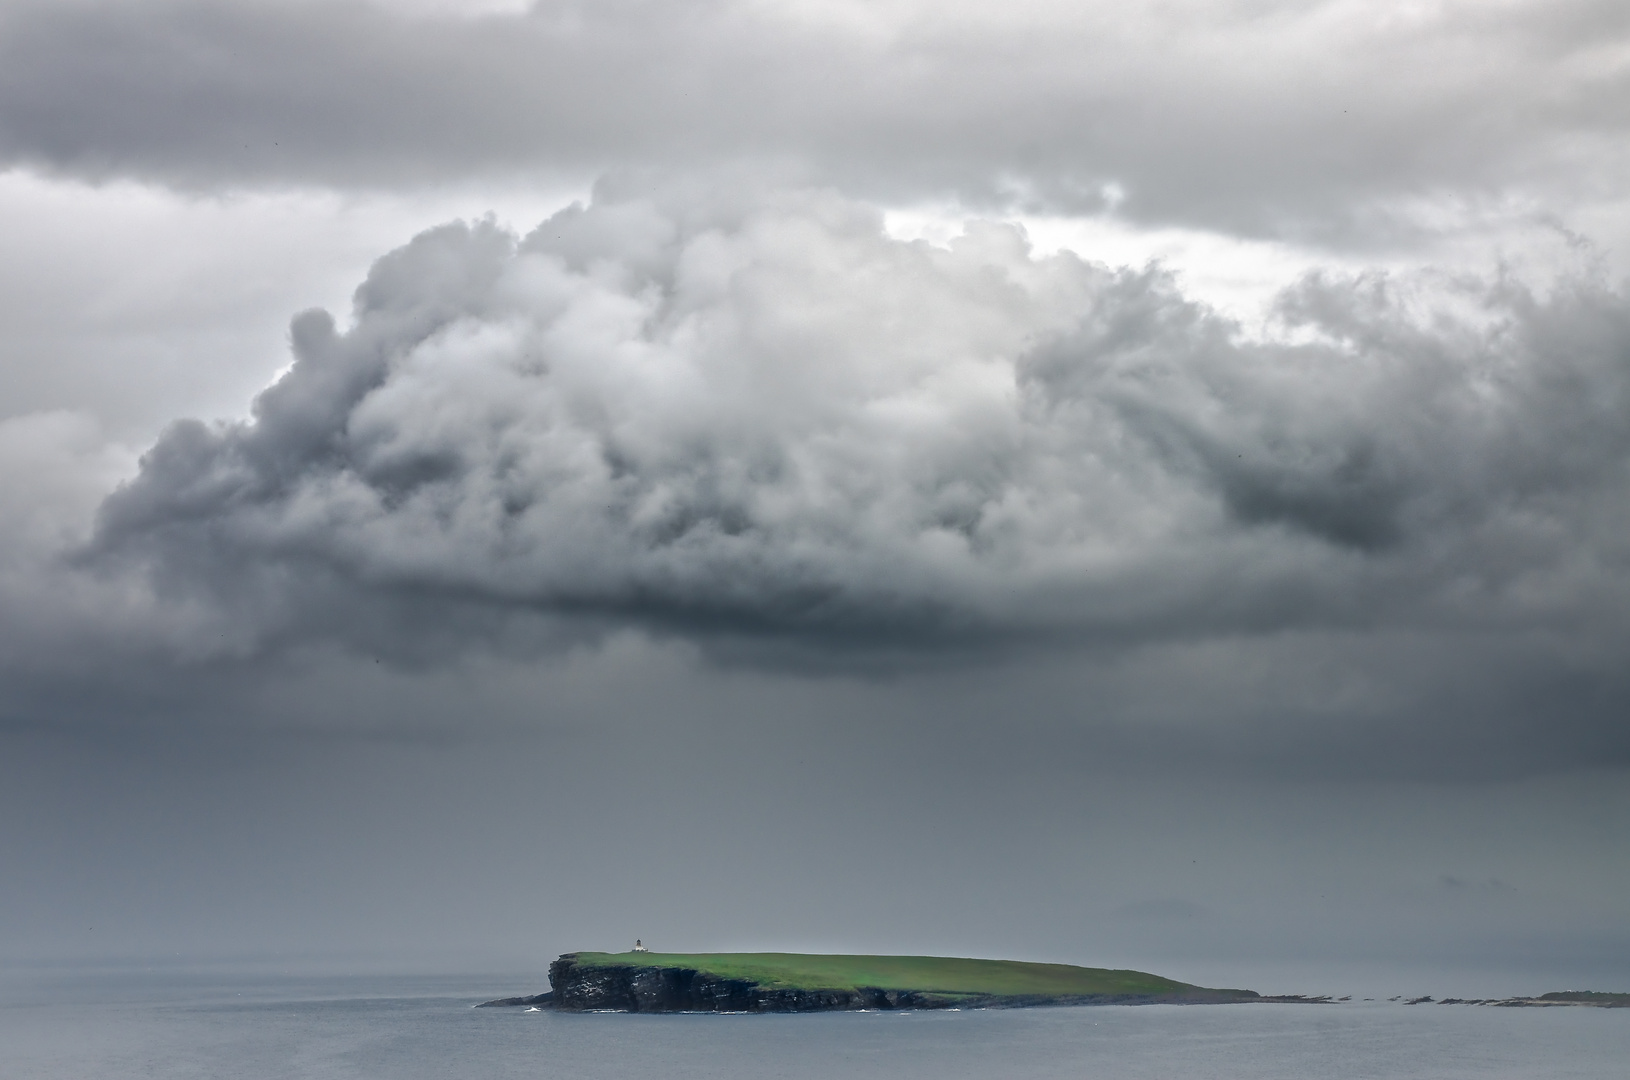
top-left (3, 970), bottom-right (1628, 1079)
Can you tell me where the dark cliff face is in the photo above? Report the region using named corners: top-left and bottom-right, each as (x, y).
top-left (546, 955), bottom-right (965, 1013)
top-left (549, 956), bottom-right (758, 1012)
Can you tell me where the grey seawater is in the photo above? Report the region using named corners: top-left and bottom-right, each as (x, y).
top-left (3, 971), bottom-right (1628, 1080)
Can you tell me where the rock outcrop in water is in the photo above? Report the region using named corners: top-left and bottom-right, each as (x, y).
top-left (473, 991), bottom-right (553, 1008)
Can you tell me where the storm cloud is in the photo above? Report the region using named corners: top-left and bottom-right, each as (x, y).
top-left (3, 179), bottom-right (1600, 781)
top-left (87, 183), bottom-right (1630, 653)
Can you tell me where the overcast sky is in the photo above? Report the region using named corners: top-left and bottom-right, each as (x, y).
top-left (2, 0), bottom-right (1628, 998)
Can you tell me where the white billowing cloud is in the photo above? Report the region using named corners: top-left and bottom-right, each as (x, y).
top-left (0, 169), bottom-right (586, 440)
top-left (85, 181), bottom-right (1630, 661)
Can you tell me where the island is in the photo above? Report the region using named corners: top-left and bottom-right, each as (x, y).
top-left (478, 951), bottom-right (1269, 1013)
top-left (1417, 992), bottom-right (1630, 1008)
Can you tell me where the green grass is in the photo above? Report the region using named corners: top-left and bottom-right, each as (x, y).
top-left (564, 951), bottom-right (1200, 999)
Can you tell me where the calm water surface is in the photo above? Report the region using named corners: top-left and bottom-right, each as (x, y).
top-left (3, 972), bottom-right (1627, 1079)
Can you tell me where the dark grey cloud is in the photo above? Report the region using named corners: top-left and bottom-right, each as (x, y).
top-left (87, 184), bottom-right (1630, 642)
top-left (2, 0), bottom-right (1628, 240)
top-left (19, 180), bottom-right (1614, 777)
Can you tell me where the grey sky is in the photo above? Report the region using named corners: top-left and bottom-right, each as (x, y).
top-left (2, 0), bottom-right (1629, 238)
top-left (0, 0), bottom-right (1627, 995)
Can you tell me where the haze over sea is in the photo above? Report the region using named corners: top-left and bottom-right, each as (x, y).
top-left (4, 968), bottom-right (1628, 1080)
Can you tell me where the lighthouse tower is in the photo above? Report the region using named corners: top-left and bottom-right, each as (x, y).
top-left (632, 939), bottom-right (649, 953)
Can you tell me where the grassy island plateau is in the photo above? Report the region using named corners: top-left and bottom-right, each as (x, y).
top-left (478, 952), bottom-right (1271, 1013)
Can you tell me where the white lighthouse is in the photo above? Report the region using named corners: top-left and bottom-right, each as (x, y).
top-left (632, 939), bottom-right (649, 953)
